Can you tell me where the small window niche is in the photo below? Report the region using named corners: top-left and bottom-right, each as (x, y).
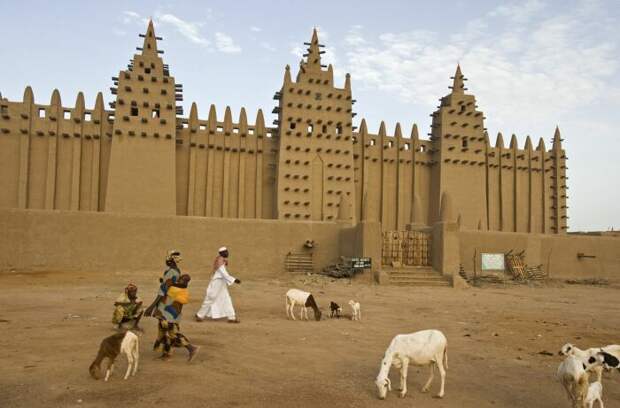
top-left (38, 108), bottom-right (46, 118)
top-left (462, 139), bottom-right (468, 148)
top-left (233, 128), bottom-right (239, 134)
top-left (307, 124), bottom-right (313, 133)
top-left (145, 68), bottom-right (151, 74)
top-left (152, 108), bottom-right (160, 118)
top-left (369, 139), bottom-right (376, 146)
top-left (336, 124), bottom-right (342, 135)
top-left (322, 124), bottom-right (327, 133)
top-left (84, 112), bottom-right (92, 121)
top-left (404, 143), bottom-right (410, 150)
top-left (420, 145), bottom-right (426, 152)
top-left (63, 110), bottom-right (71, 120)
top-left (290, 122), bottom-right (296, 130)
top-left (130, 106), bottom-right (139, 116)
top-left (199, 124), bottom-right (207, 131)
top-left (248, 129), bottom-right (254, 135)
top-left (216, 126), bottom-right (224, 132)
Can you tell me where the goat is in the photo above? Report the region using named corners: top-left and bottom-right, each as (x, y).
top-left (560, 343), bottom-right (620, 382)
top-left (585, 381), bottom-right (604, 408)
top-left (557, 352), bottom-right (607, 408)
top-left (375, 329), bottom-right (447, 400)
top-left (349, 300), bottom-right (361, 321)
top-left (89, 331), bottom-right (139, 381)
top-left (285, 289), bottom-right (322, 321)
top-left (329, 301), bottom-right (342, 318)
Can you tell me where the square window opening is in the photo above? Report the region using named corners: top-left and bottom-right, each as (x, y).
top-left (145, 68), bottom-right (151, 74)
top-left (38, 108), bottom-right (46, 118)
top-left (84, 112), bottom-right (92, 121)
top-left (199, 124), bottom-right (207, 130)
top-left (130, 106), bottom-right (139, 116)
top-left (217, 126), bottom-right (224, 132)
top-left (233, 128), bottom-right (239, 134)
top-left (248, 129), bottom-right (254, 135)
top-left (290, 122), bottom-right (296, 130)
top-left (63, 110), bottom-right (71, 120)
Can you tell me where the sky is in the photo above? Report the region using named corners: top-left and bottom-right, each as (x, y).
top-left (0, 0), bottom-right (618, 231)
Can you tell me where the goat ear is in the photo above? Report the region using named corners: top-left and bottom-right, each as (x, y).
top-left (602, 352), bottom-right (620, 368)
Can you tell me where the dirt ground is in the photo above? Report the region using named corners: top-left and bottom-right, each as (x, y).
top-left (0, 269), bottom-right (619, 408)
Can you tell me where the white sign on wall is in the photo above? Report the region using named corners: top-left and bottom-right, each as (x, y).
top-left (481, 253), bottom-right (505, 271)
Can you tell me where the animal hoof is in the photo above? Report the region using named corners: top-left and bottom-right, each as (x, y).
top-left (399, 392), bottom-right (406, 398)
top-left (434, 394), bottom-right (444, 399)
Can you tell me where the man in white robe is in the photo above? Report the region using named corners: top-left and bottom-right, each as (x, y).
top-left (195, 247), bottom-right (241, 323)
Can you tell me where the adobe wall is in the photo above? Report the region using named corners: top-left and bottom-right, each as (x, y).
top-left (456, 230), bottom-right (620, 280)
top-left (0, 209), bottom-right (344, 278)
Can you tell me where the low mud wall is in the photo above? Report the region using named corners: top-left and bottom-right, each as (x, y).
top-left (0, 209), bottom-right (344, 277)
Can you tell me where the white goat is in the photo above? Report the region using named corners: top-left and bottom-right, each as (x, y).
top-left (89, 331), bottom-right (139, 381)
top-left (585, 381), bottom-right (604, 408)
top-left (557, 353), bottom-right (606, 408)
top-left (285, 289), bottom-right (322, 321)
top-left (349, 300), bottom-right (361, 321)
top-left (560, 343), bottom-right (620, 382)
top-left (375, 329), bottom-right (447, 400)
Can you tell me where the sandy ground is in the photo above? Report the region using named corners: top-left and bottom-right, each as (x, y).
top-left (0, 269), bottom-right (619, 408)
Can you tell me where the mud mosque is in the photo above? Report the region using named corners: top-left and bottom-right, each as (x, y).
top-left (0, 22), bottom-right (617, 283)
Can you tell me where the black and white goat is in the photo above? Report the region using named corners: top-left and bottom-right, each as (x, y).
top-left (89, 331), bottom-right (139, 381)
top-left (329, 301), bottom-right (342, 318)
top-left (560, 343), bottom-right (620, 382)
top-left (285, 289), bottom-right (322, 321)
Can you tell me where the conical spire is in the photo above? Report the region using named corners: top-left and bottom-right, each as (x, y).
top-left (495, 132), bottom-right (504, 148)
top-left (50, 89), bottom-right (61, 106)
top-left (537, 137), bottom-right (546, 152)
top-left (510, 134), bottom-right (518, 149)
top-left (553, 126), bottom-right (562, 150)
top-left (283, 64), bottom-right (292, 84)
top-left (524, 135), bottom-right (533, 151)
top-left (344, 73), bottom-right (351, 92)
top-left (23, 86), bottom-right (34, 104)
top-left (73, 92), bottom-right (85, 118)
top-left (411, 123), bottom-right (419, 140)
top-left (450, 64), bottom-right (466, 94)
top-left (359, 118), bottom-right (368, 134)
top-left (141, 20), bottom-right (159, 57)
top-left (94, 92), bottom-right (104, 113)
top-left (303, 28), bottom-right (322, 70)
top-left (189, 102), bottom-right (198, 130)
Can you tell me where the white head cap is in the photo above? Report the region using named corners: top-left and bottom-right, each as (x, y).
top-left (218, 246), bottom-right (228, 253)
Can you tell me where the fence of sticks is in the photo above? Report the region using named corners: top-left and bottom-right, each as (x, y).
top-left (505, 250), bottom-right (547, 281)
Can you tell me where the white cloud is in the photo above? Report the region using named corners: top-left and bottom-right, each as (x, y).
top-left (260, 42), bottom-right (276, 52)
top-left (250, 26), bottom-right (262, 32)
top-left (338, 0), bottom-right (619, 136)
top-left (157, 13), bottom-right (210, 47)
top-left (215, 32), bottom-right (242, 54)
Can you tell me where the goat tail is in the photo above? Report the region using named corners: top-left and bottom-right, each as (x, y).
top-left (443, 343), bottom-right (448, 370)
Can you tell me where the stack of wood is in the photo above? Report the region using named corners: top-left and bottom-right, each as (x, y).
top-left (285, 252), bottom-right (313, 274)
top-left (505, 250), bottom-right (547, 281)
top-left (322, 257), bottom-right (360, 279)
